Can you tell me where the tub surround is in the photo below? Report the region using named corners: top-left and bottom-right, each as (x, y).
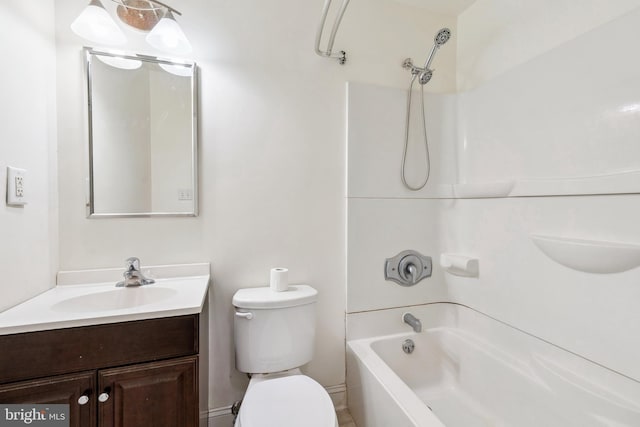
top-left (347, 304), bottom-right (640, 427)
top-left (456, 8), bottom-right (640, 186)
top-left (346, 7), bottom-right (640, 386)
top-left (0, 263), bottom-right (210, 334)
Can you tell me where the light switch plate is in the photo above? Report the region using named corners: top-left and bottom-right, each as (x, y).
top-left (6, 166), bottom-right (27, 206)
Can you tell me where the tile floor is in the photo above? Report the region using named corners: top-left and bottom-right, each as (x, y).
top-left (337, 408), bottom-right (356, 427)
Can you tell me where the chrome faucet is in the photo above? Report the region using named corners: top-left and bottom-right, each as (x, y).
top-left (116, 257), bottom-right (155, 287)
top-left (402, 313), bottom-right (422, 333)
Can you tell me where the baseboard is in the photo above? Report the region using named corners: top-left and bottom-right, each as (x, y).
top-left (326, 383), bottom-right (347, 410)
top-left (206, 406), bottom-right (234, 427)
top-left (207, 383), bottom-right (347, 426)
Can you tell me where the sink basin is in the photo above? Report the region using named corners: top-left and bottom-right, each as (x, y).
top-left (0, 263), bottom-right (210, 336)
top-left (52, 287), bottom-right (177, 313)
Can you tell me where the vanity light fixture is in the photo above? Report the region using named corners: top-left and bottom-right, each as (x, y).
top-left (71, 0), bottom-right (192, 54)
top-left (71, 0), bottom-right (127, 46)
top-left (146, 10), bottom-right (192, 54)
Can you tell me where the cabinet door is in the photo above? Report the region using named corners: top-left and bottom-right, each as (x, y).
top-left (0, 371), bottom-right (96, 427)
top-left (98, 356), bottom-right (198, 427)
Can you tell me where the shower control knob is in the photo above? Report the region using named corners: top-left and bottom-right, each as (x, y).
top-left (384, 250), bottom-right (432, 286)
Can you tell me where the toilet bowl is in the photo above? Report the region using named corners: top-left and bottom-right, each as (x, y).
top-left (232, 285), bottom-right (338, 427)
top-left (235, 370), bottom-right (337, 427)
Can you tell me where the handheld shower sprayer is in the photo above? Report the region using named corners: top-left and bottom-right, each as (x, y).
top-left (424, 28), bottom-right (451, 68)
top-left (403, 28), bottom-right (451, 86)
top-left (400, 28), bottom-right (452, 191)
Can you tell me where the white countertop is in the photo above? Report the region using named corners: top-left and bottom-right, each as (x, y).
top-left (0, 263), bottom-right (210, 335)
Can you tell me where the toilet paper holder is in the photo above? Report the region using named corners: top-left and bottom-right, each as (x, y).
top-left (385, 250), bottom-right (432, 286)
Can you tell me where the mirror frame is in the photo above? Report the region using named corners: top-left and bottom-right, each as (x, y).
top-left (84, 47), bottom-right (198, 218)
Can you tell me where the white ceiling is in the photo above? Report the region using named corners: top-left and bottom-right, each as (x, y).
top-left (391, 0), bottom-right (477, 16)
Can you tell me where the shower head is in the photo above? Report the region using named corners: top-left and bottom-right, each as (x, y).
top-left (434, 28), bottom-right (451, 47)
top-left (423, 27), bottom-right (452, 70)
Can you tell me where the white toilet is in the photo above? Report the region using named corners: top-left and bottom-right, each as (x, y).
top-left (232, 285), bottom-right (338, 427)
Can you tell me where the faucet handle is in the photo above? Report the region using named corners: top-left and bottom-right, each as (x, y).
top-left (116, 257), bottom-right (154, 287)
top-left (385, 250), bottom-right (432, 287)
top-left (125, 257), bottom-right (140, 271)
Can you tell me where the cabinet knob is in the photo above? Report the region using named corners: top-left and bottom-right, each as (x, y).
top-left (77, 395), bottom-right (90, 405)
top-left (98, 392), bottom-right (110, 403)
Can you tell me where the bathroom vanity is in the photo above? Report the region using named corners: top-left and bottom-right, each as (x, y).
top-left (0, 315), bottom-right (198, 426)
top-left (0, 263), bottom-right (209, 427)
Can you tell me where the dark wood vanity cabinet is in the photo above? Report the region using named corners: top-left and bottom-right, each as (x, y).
top-left (0, 315), bottom-right (199, 427)
top-left (98, 356), bottom-right (197, 427)
top-left (0, 371), bottom-right (95, 427)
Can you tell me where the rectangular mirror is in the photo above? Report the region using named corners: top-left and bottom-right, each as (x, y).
top-left (85, 48), bottom-right (197, 217)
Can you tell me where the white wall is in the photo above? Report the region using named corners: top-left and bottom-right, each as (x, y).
top-left (0, 1), bottom-right (58, 312)
top-left (54, 0), bottom-right (455, 411)
top-left (457, 0), bottom-right (640, 90)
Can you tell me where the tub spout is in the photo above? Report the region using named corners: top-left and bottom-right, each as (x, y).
top-left (402, 312), bottom-right (422, 333)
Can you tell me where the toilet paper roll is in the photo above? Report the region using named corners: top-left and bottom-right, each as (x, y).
top-left (270, 268), bottom-right (289, 292)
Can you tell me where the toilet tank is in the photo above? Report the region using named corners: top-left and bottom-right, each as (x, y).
top-left (233, 285), bottom-right (318, 374)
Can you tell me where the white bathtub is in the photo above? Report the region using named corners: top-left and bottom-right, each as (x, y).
top-left (346, 303), bottom-right (640, 427)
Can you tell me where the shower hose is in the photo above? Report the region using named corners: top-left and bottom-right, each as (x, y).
top-left (401, 74), bottom-right (431, 191)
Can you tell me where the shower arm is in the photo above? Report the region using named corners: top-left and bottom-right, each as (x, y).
top-left (402, 58), bottom-right (433, 85)
top-left (315, 0), bottom-right (350, 65)
top-left (403, 27), bottom-right (451, 79)
top-left (403, 45), bottom-right (439, 75)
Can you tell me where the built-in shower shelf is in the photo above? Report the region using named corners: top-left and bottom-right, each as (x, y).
top-left (510, 170), bottom-right (640, 197)
top-left (444, 170), bottom-right (640, 199)
top-left (530, 234), bottom-right (640, 274)
top-left (452, 181), bottom-right (514, 198)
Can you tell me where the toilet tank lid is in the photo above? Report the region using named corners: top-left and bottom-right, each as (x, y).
top-left (232, 285), bottom-right (317, 309)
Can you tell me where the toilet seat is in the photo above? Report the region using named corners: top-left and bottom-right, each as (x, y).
top-left (237, 375), bottom-right (337, 427)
